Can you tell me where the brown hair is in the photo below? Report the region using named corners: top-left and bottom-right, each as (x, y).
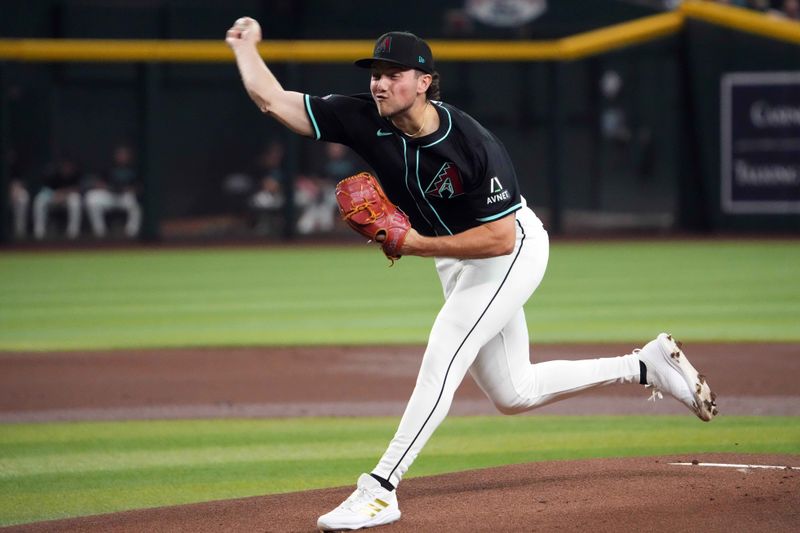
top-left (416, 70), bottom-right (441, 101)
top-left (427, 71), bottom-right (441, 101)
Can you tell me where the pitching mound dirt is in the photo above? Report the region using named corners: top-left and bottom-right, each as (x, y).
top-left (6, 454), bottom-right (798, 533)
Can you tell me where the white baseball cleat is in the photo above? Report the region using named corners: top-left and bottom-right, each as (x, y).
top-left (638, 333), bottom-right (718, 422)
top-left (317, 473), bottom-right (401, 531)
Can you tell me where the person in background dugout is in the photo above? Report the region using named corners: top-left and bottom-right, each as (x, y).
top-left (6, 149), bottom-right (30, 240)
top-left (248, 141), bottom-right (287, 235)
top-left (32, 158), bottom-right (83, 240)
top-left (296, 143), bottom-right (357, 234)
top-left (249, 141), bottom-right (286, 211)
top-left (85, 145), bottom-right (142, 239)
top-left (10, 180), bottom-right (29, 239)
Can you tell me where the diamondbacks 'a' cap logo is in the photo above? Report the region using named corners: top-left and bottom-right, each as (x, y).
top-left (425, 162), bottom-right (464, 199)
top-left (375, 36), bottom-right (391, 55)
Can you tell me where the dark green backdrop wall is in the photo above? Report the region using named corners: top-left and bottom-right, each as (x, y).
top-left (1, 1), bottom-right (797, 241)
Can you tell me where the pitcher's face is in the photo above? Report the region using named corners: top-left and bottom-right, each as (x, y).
top-left (369, 63), bottom-right (425, 118)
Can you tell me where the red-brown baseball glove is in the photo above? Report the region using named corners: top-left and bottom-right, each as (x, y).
top-left (335, 171), bottom-right (411, 262)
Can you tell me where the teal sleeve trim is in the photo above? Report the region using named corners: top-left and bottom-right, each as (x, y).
top-left (304, 94), bottom-right (321, 140)
top-left (476, 203), bottom-right (522, 222)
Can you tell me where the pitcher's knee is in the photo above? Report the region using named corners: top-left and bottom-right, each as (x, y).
top-left (490, 388), bottom-right (552, 414)
top-left (493, 398), bottom-right (528, 415)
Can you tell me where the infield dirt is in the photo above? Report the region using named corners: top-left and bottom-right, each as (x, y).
top-left (1, 342), bottom-right (798, 532)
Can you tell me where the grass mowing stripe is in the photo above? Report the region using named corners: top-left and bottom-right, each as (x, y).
top-left (0, 416), bottom-right (797, 526)
top-left (1, 241), bottom-right (799, 349)
top-left (6, 296), bottom-right (443, 319)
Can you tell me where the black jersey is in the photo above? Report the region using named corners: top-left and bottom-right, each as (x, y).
top-left (304, 93), bottom-right (522, 237)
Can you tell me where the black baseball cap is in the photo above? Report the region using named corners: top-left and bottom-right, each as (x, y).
top-left (354, 31), bottom-right (434, 74)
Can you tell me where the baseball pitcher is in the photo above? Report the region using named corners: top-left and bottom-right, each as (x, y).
top-left (226, 18), bottom-right (717, 531)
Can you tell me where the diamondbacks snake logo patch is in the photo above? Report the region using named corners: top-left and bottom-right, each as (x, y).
top-left (425, 162), bottom-right (465, 199)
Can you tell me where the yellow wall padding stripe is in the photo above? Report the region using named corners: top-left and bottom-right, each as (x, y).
top-left (559, 12), bottom-right (682, 60)
top-left (0, 12), bottom-right (680, 64)
top-left (0, 39), bottom-right (373, 63)
top-left (0, 2), bottom-right (796, 64)
top-left (0, 39), bottom-right (226, 62)
top-left (680, 0), bottom-right (800, 46)
top-left (429, 12), bottom-right (682, 61)
top-left (426, 40), bottom-right (562, 61)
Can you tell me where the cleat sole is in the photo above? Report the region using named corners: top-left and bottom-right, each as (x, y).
top-left (660, 334), bottom-right (718, 422)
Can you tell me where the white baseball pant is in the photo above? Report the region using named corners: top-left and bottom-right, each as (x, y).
top-left (33, 189), bottom-right (82, 240)
top-left (85, 189), bottom-right (142, 238)
top-left (372, 203), bottom-right (641, 487)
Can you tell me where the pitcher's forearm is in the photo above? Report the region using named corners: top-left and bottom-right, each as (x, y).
top-left (233, 44), bottom-right (281, 112)
top-left (401, 215), bottom-right (517, 259)
top-left (227, 17), bottom-right (313, 137)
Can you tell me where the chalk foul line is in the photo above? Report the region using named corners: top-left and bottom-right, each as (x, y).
top-left (669, 462), bottom-right (798, 470)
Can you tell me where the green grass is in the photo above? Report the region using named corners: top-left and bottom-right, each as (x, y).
top-left (1, 242), bottom-right (796, 527)
top-left (0, 240), bottom-right (798, 350)
top-left (1, 415), bottom-right (798, 526)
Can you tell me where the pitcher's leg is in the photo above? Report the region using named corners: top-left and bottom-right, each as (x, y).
top-left (471, 310), bottom-right (641, 414)
top-left (372, 221), bottom-right (549, 487)
top-left (468, 309), bottom-right (530, 414)
top-left (370, 312), bottom-right (483, 487)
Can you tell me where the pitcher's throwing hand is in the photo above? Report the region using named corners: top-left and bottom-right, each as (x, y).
top-left (226, 17), bottom-right (261, 48)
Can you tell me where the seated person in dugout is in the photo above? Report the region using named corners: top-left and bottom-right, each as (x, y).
top-left (33, 157), bottom-right (83, 240)
top-left (84, 144), bottom-right (142, 239)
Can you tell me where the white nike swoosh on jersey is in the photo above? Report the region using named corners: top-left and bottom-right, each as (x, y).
top-left (376, 129), bottom-right (393, 137)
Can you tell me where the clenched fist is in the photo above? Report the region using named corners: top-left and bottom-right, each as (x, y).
top-left (226, 17), bottom-right (262, 48)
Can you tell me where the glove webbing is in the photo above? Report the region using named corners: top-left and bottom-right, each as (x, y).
top-left (341, 197), bottom-right (382, 225)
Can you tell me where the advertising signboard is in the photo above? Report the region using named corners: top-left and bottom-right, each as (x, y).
top-left (721, 72), bottom-right (800, 214)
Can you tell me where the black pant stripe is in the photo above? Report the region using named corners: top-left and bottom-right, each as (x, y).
top-left (388, 219), bottom-right (527, 480)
